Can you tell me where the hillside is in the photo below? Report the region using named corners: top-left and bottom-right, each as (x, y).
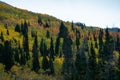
top-left (0, 1), bottom-right (100, 30)
top-left (1, 1), bottom-right (120, 80)
top-left (0, 1), bottom-right (61, 27)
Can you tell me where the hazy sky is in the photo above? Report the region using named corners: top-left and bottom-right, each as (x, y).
top-left (1, 0), bottom-right (120, 28)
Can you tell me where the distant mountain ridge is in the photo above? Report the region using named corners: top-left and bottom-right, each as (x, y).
top-left (108, 27), bottom-right (120, 32)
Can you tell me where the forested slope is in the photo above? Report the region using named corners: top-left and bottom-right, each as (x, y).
top-left (0, 1), bottom-right (120, 80)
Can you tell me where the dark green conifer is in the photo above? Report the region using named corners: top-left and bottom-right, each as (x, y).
top-left (20, 48), bottom-right (26, 65)
top-left (46, 30), bottom-right (50, 38)
top-left (58, 22), bottom-right (68, 38)
top-left (15, 24), bottom-right (20, 32)
top-left (71, 21), bottom-right (74, 31)
top-left (88, 43), bottom-right (97, 80)
top-left (0, 32), bottom-right (4, 42)
top-left (14, 48), bottom-right (20, 63)
top-left (3, 41), bottom-right (14, 71)
top-left (40, 38), bottom-right (44, 56)
top-left (49, 59), bottom-right (55, 74)
top-left (76, 29), bottom-right (80, 50)
top-left (55, 37), bottom-right (60, 56)
top-left (38, 16), bottom-right (43, 26)
top-left (50, 37), bottom-right (54, 61)
top-left (32, 35), bottom-right (40, 73)
top-left (23, 36), bottom-right (30, 60)
top-left (42, 56), bottom-right (49, 71)
top-left (7, 29), bottom-right (9, 35)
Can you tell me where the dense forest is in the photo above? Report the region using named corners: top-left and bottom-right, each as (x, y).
top-left (0, 1), bottom-right (120, 80)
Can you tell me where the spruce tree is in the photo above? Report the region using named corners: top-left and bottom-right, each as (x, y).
top-left (21, 23), bottom-right (24, 34)
top-left (76, 29), bottom-right (80, 50)
top-left (117, 55), bottom-right (120, 79)
top-left (14, 48), bottom-right (20, 63)
top-left (58, 22), bottom-right (68, 38)
top-left (44, 42), bottom-right (48, 56)
top-left (75, 53), bottom-right (86, 80)
top-left (3, 41), bottom-right (14, 71)
top-left (71, 21), bottom-right (74, 31)
top-left (88, 43), bottom-right (97, 80)
top-left (40, 40), bottom-right (48, 56)
top-left (98, 29), bottom-right (104, 48)
top-left (31, 30), bottom-right (37, 37)
top-left (105, 27), bottom-right (110, 44)
top-left (95, 41), bottom-right (98, 48)
top-left (46, 30), bottom-right (50, 38)
top-left (75, 38), bottom-right (87, 80)
top-left (38, 16), bottom-right (43, 26)
top-left (55, 37), bottom-right (60, 56)
top-left (0, 43), bottom-right (3, 63)
top-left (15, 24), bottom-right (20, 32)
top-left (0, 32), bottom-right (4, 42)
top-left (62, 36), bottom-right (75, 78)
top-left (40, 38), bottom-right (44, 56)
top-left (50, 37), bottom-right (55, 61)
top-left (32, 35), bottom-right (40, 73)
top-left (116, 35), bottom-right (120, 51)
top-left (42, 56), bottom-right (49, 71)
top-left (24, 20), bottom-right (28, 37)
top-left (49, 59), bottom-right (55, 74)
top-left (44, 22), bottom-right (49, 28)
top-left (20, 49), bottom-right (26, 65)
top-left (62, 36), bottom-right (73, 59)
top-left (23, 33), bottom-right (30, 60)
top-left (19, 42), bottom-right (26, 65)
top-left (7, 29), bottom-right (9, 35)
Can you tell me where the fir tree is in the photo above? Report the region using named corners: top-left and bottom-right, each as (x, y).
top-left (31, 30), bottom-right (37, 37)
top-left (116, 35), bottom-right (120, 51)
top-left (44, 22), bottom-right (50, 28)
top-left (24, 20), bottom-right (28, 37)
top-left (3, 41), bottom-right (14, 71)
top-left (0, 44), bottom-right (3, 63)
top-left (7, 29), bottom-right (9, 35)
top-left (50, 37), bottom-right (55, 61)
top-left (38, 16), bottom-right (43, 26)
top-left (98, 29), bottom-right (104, 48)
top-left (71, 21), bottom-right (74, 31)
top-left (21, 23), bottom-right (24, 34)
top-left (95, 41), bottom-right (98, 48)
top-left (40, 38), bottom-right (44, 56)
top-left (0, 32), bottom-right (4, 42)
top-left (88, 43), bottom-right (97, 80)
top-left (62, 36), bottom-right (73, 59)
top-left (55, 37), bottom-right (60, 56)
top-left (15, 24), bottom-right (20, 32)
top-left (20, 50), bottom-right (26, 65)
top-left (49, 59), bottom-right (55, 74)
top-left (76, 29), bottom-right (80, 50)
top-left (46, 30), bottom-right (50, 38)
top-left (14, 48), bottom-right (20, 63)
top-left (98, 29), bottom-right (104, 60)
top-left (42, 56), bottom-right (49, 71)
top-left (62, 36), bottom-right (77, 80)
top-left (32, 35), bottom-right (40, 73)
top-left (75, 38), bottom-right (87, 80)
top-left (23, 34), bottom-right (30, 60)
top-left (105, 27), bottom-right (110, 44)
top-left (58, 22), bottom-right (68, 38)
top-left (75, 53), bottom-right (86, 80)
top-left (117, 55), bottom-right (120, 79)
top-left (43, 42), bottom-right (48, 56)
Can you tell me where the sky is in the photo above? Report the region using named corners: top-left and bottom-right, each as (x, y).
top-left (1, 0), bottom-right (120, 28)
